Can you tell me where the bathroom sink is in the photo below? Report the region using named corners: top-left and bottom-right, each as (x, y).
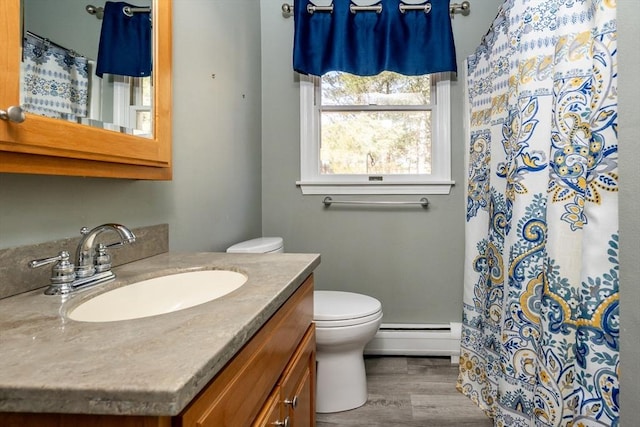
top-left (68, 270), bottom-right (247, 322)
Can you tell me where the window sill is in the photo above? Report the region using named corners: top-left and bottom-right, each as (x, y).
top-left (296, 181), bottom-right (455, 195)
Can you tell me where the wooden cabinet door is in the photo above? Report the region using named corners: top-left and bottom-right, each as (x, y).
top-left (252, 388), bottom-right (285, 427)
top-left (280, 327), bottom-right (316, 427)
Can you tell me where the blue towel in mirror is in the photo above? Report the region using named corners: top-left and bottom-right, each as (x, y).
top-left (96, 1), bottom-right (151, 78)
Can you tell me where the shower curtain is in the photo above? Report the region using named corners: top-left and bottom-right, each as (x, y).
top-left (458, 1), bottom-right (618, 426)
top-left (21, 33), bottom-right (89, 120)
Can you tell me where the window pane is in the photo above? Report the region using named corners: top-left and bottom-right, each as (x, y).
top-left (321, 111), bottom-right (432, 175)
top-left (141, 77), bottom-right (152, 106)
top-left (129, 77), bottom-right (153, 107)
top-left (136, 111), bottom-right (152, 134)
top-left (321, 71), bottom-right (430, 106)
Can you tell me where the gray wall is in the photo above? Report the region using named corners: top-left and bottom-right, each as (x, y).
top-left (23, 0), bottom-right (105, 60)
top-left (618, 0), bottom-right (640, 424)
top-left (0, 0), bottom-right (263, 253)
top-left (259, 0), bottom-right (503, 323)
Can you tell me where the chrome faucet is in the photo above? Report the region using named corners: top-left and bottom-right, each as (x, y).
top-left (75, 223), bottom-right (136, 278)
top-left (29, 223), bottom-right (136, 295)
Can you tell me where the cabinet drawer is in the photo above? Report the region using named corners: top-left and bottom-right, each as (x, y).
top-left (178, 276), bottom-right (314, 427)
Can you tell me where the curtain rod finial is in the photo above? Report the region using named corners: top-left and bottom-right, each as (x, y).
top-left (282, 3), bottom-right (293, 14)
top-left (85, 4), bottom-right (104, 19)
top-left (450, 1), bottom-right (471, 16)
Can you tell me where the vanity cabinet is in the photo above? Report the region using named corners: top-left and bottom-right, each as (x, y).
top-left (178, 276), bottom-right (316, 427)
top-left (0, 275), bottom-right (316, 427)
top-left (0, 0), bottom-right (172, 180)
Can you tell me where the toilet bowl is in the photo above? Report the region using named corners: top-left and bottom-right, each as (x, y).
top-left (227, 237), bottom-right (383, 413)
top-left (314, 290), bottom-right (383, 413)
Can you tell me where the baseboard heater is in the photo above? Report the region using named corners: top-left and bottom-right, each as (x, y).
top-left (364, 322), bottom-right (462, 364)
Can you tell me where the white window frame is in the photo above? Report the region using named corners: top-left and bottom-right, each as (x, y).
top-left (297, 73), bottom-right (454, 195)
top-left (112, 75), bottom-right (133, 128)
top-left (112, 75), bottom-right (153, 136)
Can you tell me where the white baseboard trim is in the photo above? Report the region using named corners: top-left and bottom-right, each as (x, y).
top-left (364, 322), bottom-right (462, 364)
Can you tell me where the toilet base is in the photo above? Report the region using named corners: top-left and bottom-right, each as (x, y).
top-left (315, 348), bottom-right (369, 413)
top-left (313, 292), bottom-right (382, 414)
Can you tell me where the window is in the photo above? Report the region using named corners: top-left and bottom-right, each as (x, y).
top-left (112, 75), bottom-right (153, 136)
top-left (297, 72), bottom-right (453, 195)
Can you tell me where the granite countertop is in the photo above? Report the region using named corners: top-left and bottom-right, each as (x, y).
top-left (0, 251), bottom-right (320, 416)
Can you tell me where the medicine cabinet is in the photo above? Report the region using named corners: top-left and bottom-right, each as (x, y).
top-left (0, 0), bottom-right (172, 180)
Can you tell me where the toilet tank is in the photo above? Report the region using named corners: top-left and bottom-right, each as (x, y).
top-left (226, 237), bottom-right (284, 254)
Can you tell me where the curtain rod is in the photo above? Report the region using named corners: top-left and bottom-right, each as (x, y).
top-left (86, 4), bottom-right (151, 20)
top-left (24, 31), bottom-right (82, 57)
top-left (281, 1), bottom-right (470, 16)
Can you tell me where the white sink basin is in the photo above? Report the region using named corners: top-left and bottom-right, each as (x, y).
top-left (68, 270), bottom-right (247, 322)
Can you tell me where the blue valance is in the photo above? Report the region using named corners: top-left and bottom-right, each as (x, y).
top-left (293, 0), bottom-right (457, 76)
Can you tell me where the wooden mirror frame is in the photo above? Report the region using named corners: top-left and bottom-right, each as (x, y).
top-left (0, 0), bottom-right (172, 180)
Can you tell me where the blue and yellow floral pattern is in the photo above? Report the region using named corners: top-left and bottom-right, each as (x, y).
top-left (21, 33), bottom-right (89, 119)
top-left (459, 1), bottom-right (618, 426)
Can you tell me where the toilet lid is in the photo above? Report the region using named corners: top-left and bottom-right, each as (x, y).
top-left (314, 291), bottom-right (382, 322)
top-left (226, 237), bottom-right (283, 253)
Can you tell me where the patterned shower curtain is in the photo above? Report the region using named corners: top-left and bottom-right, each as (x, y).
top-left (21, 32), bottom-right (89, 120)
top-left (457, 1), bottom-right (618, 426)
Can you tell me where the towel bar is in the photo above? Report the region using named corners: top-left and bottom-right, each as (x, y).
top-left (322, 196), bottom-right (429, 208)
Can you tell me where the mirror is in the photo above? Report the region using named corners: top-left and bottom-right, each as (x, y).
top-left (21, 0), bottom-right (154, 138)
top-left (0, 0), bottom-right (171, 180)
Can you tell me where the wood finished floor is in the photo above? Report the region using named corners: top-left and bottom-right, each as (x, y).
top-left (316, 356), bottom-right (493, 427)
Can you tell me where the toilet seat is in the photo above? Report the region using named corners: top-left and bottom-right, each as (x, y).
top-left (314, 291), bottom-right (383, 328)
top-left (226, 237), bottom-right (283, 253)
top-left (315, 310), bottom-right (383, 328)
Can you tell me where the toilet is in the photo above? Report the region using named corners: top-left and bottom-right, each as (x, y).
top-left (313, 290), bottom-right (382, 413)
top-left (227, 237), bottom-right (383, 413)
top-left (224, 237), bottom-right (285, 254)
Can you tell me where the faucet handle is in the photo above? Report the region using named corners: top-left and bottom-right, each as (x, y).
top-left (94, 243), bottom-right (113, 273)
top-left (29, 250), bottom-right (72, 271)
top-left (29, 251), bottom-right (76, 295)
top-left (29, 250), bottom-right (76, 282)
top-left (104, 241), bottom-right (126, 249)
top-left (29, 251), bottom-right (68, 269)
